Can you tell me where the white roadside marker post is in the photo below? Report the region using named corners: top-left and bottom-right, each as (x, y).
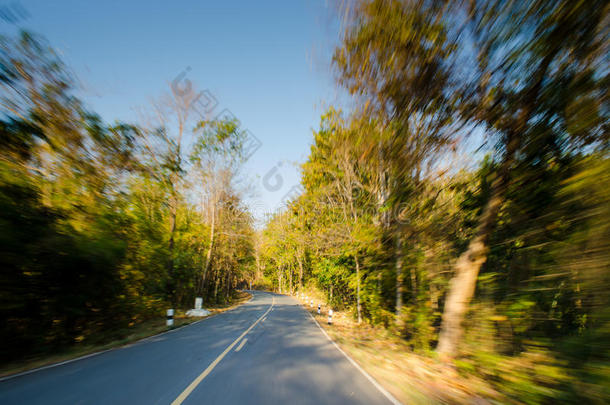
top-left (317, 304), bottom-right (321, 314)
top-left (167, 309), bottom-right (174, 327)
top-left (310, 300), bottom-right (313, 308)
top-left (328, 309), bottom-right (333, 325)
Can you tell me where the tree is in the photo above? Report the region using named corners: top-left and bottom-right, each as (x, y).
top-left (190, 117), bottom-right (251, 301)
top-left (334, 0), bottom-right (459, 320)
top-left (0, 31), bottom-right (256, 361)
top-left (437, 0), bottom-right (609, 359)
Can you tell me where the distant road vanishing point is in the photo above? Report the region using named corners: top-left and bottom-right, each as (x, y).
top-left (0, 291), bottom-right (398, 405)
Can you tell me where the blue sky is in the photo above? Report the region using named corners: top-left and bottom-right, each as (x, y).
top-left (4, 0), bottom-right (346, 221)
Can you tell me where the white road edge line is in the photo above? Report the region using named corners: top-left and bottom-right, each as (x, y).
top-left (0, 348), bottom-right (114, 383)
top-left (306, 310), bottom-right (403, 405)
top-left (0, 293), bottom-right (255, 383)
top-left (234, 338), bottom-right (248, 352)
top-left (171, 295), bottom-right (275, 405)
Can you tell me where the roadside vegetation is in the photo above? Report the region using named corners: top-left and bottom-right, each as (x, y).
top-left (258, 1), bottom-right (609, 403)
top-left (1, 0), bottom-right (608, 402)
top-left (1, 32), bottom-right (256, 365)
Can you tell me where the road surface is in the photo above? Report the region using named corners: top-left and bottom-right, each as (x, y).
top-left (0, 291), bottom-right (396, 404)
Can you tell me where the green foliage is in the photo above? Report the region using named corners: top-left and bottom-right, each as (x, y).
top-left (259, 0), bottom-right (609, 402)
top-left (0, 31), bottom-right (255, 363)
top-left (1, 1), bottom-right (609, 400)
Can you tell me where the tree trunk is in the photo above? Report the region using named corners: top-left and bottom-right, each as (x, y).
top-left (167, 191), bottom-right (178, 306)
top-left (225, 273), bottom-right (232, 302)
top-left (410, 262), bottom-right (417, 299)
top-left (213, 269), bottom-right (220, 303)
top-left (430, 283), bottom-right (439, 311)
top-left (355, 255), bottom-right (362, 324)
top-left (436, 51), bottom-right (555, 360)
top-left (255, 249), bottom-right (261, 281)
top-left (297, 254), bottom-right (304, 290)
top-left (436, 161), bottom-right (508, 358)
top-left (395, 235), bottom-right (403, 315)
top-left (199, 201), bottom-right (215, 295)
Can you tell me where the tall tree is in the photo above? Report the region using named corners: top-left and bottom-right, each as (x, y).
top-left (437, 0), bottom-right (609, 359)
top-left (334, 0), bottom-right (459, 319)
top-left (190, 117), bottom-right (247, 299)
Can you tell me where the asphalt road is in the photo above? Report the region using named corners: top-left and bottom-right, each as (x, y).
top-left (0, 291), bottom-right (396, 405)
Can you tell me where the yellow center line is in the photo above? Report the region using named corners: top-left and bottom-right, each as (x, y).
top-left (171, 296), bottom-right (274, 405)
top-left (234, 338), bottom-right (248, 352)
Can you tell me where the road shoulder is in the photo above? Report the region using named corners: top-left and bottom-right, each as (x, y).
top-left (0, 291), bottom-right (253, 380)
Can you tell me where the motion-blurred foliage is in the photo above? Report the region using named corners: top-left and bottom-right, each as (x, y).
top-left (0, 31), bottom-right (256, 363)
top-left (259, 0), bottom-right (609, 402)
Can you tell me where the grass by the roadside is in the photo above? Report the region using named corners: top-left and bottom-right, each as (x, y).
top-left (0, 291), bottom-right (252, 379)
top-left (295, 289), bottom-right (505, 405)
